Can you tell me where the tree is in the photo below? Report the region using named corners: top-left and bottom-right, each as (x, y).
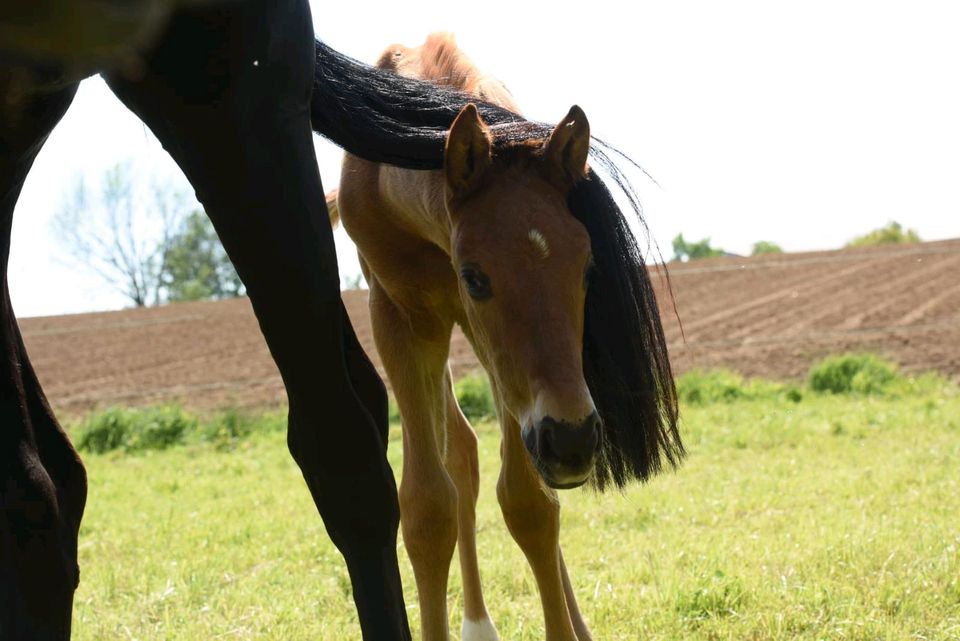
top-left (54, 163), bottom-right (243, 307)
top-left (161, 211), bottom-right (244, 302)
top-left (846, 221), bottom-right (921, 247)
top-left (341, 272), bottom-right (367, 290)
top-left (672, 233), bottom-right (724, 262)
top-left (53, 162), bottom-right (185, 307)
top-left (751, 240), bottom-right (783, 255)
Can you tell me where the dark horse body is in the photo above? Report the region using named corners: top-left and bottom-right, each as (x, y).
top-left (1, 2), bottom-right (680, 639)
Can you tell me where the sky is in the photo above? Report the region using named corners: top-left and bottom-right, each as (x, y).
top-left (8, 0), bottom-right (960, 317)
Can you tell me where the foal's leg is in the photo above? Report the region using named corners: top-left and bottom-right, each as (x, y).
top-left (368, 279), bottom-right (458, 641)
top-left (441, 370), bottom-right (499, 641)
top-left (560, 550), bottom-right (593, 641)
top-left (497, 410), bottom-right (586, 641)
top-left (0, 82), bottom-right (86, 640)
top-left (103, 4), bottom-right (409, 639)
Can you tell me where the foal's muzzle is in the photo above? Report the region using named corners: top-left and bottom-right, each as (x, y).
top-left (522, 411), bottom-right (601, 489)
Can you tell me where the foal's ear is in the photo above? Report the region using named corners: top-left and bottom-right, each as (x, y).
top-left (542, 105), bottom-right (590, 186)
top-left (445, 104), bottom-right (492, 199)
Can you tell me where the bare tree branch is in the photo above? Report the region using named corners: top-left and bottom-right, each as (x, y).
top-left (51, 161), bottom-right (189, 307)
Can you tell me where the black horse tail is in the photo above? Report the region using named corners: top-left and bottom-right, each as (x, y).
top-left (310, 39), bottom-right (554, 168)
top-left (310, 38), bottom-right (683, 491)
top-left (570, 169), bottom-right (684, 491)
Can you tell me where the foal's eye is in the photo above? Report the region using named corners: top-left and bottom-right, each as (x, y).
top-left (460, 264), bottom-right (493, 301)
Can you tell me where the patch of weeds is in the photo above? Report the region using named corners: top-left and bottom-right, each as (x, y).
top-left (808, 353), bottom-right (899, 395)
top-left (678, 370), bottom-right (749, 405)
top-left (76, 406), bottom-right (194, 454)
top-left (74, 406), bottom-right (285, 454)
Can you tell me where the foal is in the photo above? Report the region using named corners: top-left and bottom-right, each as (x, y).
top-left (332, 34), bottom-right (681, 641)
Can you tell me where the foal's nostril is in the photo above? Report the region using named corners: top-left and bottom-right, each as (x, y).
top-left (539, 424), bottom-right (557, 461)
top-left (536, 413), bottom-right (601, 463)
top-left (586, 411), bottom-right (602, 455)
top-left (529, 412), bottom-right (601, 488)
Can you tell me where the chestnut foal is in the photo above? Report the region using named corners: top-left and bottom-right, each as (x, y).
top-left (330, 34), bottom-right (682, 641)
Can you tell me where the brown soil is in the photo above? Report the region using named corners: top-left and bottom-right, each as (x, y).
top-left (20, 239), bottom-right (960, 414)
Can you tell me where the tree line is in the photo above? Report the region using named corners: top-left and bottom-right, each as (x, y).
top-left (55, 164), bottom-right (926, 305)
top-left (672, 221), bottom-right (921, 263)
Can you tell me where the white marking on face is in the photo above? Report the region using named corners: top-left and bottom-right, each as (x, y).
top-left (528, 228), bottom-right (550, 260)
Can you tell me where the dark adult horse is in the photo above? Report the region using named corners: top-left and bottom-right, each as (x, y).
top-left (1, 1), bottom-right (679, 639)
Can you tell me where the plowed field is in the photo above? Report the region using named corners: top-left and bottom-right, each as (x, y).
top-left (20, 239), bottom-right (960, 413)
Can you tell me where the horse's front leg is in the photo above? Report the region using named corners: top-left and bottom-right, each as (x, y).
top-left (496, 407), bottom-right (592, 641)
top-left (368, 278), bottom-right (459, 641)
top-left (0, 80), bottom-right (86, 640)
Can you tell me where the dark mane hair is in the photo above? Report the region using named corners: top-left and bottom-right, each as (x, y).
top-left (311, 39), bottom-right (683, 491)
top-left (569, 170), bottom-right (683, 490)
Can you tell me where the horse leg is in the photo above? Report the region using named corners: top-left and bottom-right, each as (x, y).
top-left (368, 278), bottom-right (458, 641)
top-left (0, 81), bottom-right (86, 641)
top-left (339, 301), bottom-right (389, 443)
top-left (441, 369), bottom-right (499, 641)
top-left (102, 4), bottom-right (409, 639)
top-left (560, 549), bottom-right (593, 641)
top-left (496, 410), bottom-right (579, 641)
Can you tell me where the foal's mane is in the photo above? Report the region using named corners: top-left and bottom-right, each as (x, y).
top-left (312, 39), bottom-right (683, 491)
top-left (376, 33), bottom-right (517, 110)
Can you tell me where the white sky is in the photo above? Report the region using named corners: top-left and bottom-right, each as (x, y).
top-left (9, 0), bottom-right (960, 317)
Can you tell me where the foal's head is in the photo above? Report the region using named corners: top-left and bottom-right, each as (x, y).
top-left (444, 104), bottom-right (598, 489)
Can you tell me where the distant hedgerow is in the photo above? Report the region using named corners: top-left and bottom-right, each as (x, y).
top-left (808, 353), bottom-right (899, 395)
top-left (74, 406), bottom-right (284, 454)
top-left (76, 406), bottom-right (195, 454)
top-left (677, 369), bottom-right (801, 406)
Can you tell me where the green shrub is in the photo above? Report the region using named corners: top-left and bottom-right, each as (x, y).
top-left (455, 373), bottom-right (496, 422)
top-left (74, 407), bottom-right (131, 454)
top-left (678, 370), bottom-right (749, 405)
top-left (846, 221), bottom-right (920, 247)
top-left (74, 406), bottom-right (291, 454)
top-left (808, 353), bottom-right (899, 395)
top-left (678, 370), bottom-right (793, 405)
top-left (751, 240), bottom-right (783, 255)
top-left (201, 408), bottom-right (257, 448)
top-left (76, 406), bottom-right (195, 454)
top-left (672, 233), bottom-right (724, 262)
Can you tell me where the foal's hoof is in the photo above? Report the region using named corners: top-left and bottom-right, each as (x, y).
top-left (462, 616), bottom-right (500, 641)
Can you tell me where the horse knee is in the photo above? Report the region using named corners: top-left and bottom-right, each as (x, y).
top-left (286, 407), bottom-right (400, 551)
top-left (1, 452), bottom-right (80, 636)
top-left (399, 473), bottom-right (459, 564)
top-left (497, 478), bottom-right (560, 550)
top-left (343, 346), bottom-right (389, 442)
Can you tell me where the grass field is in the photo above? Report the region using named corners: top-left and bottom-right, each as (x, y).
top-left (71, 378), bottom-right (960, 640)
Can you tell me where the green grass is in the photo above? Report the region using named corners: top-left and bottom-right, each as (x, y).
top-left (71, 382), bottom-right (960, 640)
